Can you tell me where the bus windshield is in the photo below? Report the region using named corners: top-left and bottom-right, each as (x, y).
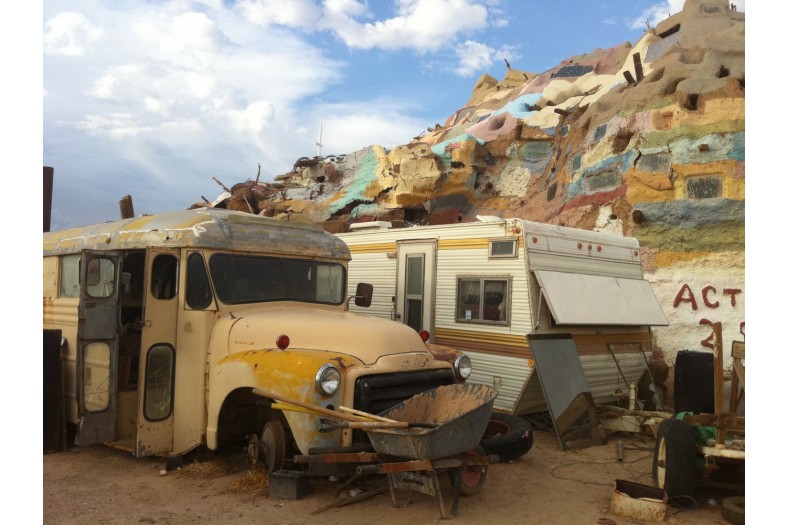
top-left (209, 254), bottom-right (345, 305)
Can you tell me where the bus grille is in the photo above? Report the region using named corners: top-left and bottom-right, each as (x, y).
top-left (352, 369), bottom-right (455, 443)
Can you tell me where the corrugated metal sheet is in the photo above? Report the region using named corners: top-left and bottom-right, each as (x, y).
top-left (346, 252), bottom-right (397, 320)
top-left (464, 351), bottom-right (533, 412)
top-left (581, 352), bottom-right (652, 404)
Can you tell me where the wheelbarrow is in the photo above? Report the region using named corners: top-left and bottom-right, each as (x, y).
top-left (365, 382), bottom-right (498, 460)
top-left (294, 383), bottom-right (499, 518)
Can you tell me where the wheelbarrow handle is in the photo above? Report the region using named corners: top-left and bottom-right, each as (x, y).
top-left (319, 418), bottom-right (437, 431)
top-left (252, 387), bottom-right (368, 423)
top-left (338, 406), bottom-right (398, 423)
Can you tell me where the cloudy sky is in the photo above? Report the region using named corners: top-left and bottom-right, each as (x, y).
top-left (36, 0), bottom-right (746, 230)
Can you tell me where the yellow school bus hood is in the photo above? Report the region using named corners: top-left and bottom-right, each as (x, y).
top-left (226, 304), bottom-right (429, 364)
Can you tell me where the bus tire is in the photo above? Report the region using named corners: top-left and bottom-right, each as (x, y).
top-left (652, 419), bottom-right (699, 501)
top-left (261, 419), bottom-right (286, 473)
top-left (481, 413), bottom-right (533, 463)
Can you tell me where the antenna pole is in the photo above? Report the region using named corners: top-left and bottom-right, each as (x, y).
top-left (316, 123), bottom-right (323, 157)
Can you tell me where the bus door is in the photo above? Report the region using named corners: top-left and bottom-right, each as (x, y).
top-left (75, 250), bottom-right (121, 445)
top-left (136, 248), bottom-right (179, 457)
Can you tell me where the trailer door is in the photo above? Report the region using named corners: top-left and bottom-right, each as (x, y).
top-left (75, 250), bottom-right (121, 445)
top-left (395, 241), bottom-right (436, 338)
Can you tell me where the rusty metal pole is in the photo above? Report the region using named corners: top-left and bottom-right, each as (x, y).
top-left (44, 166), bottom-right (54, 232)
top-left (119, 195), bottom-right (135, 219)
top-left (712, 322), bottom-right (726, 444)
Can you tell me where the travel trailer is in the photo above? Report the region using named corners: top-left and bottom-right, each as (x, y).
top-left (338, 217), bottom-right (668, 415)
top-left (42, 208), bottom-right (470, 469)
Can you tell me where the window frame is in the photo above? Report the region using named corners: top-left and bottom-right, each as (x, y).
top-left (488, 238), bottom-right (518, 259)
top-left (455, 275), bottom-right (513, 326)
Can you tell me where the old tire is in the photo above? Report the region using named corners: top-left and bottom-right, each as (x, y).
top-left (652, 419), bottom-right (699, 501)
top-left (261, 419), bottom-right (286, 473)
top-left (721, 496), bottom-right (745, 525)
top-left (448, 447), bottom-right (487, 497)
top-left (481, 413), bottom-right (533, 463)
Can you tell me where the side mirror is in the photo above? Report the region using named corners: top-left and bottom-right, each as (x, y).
top-left (354, 283), bottom-right (373, 308)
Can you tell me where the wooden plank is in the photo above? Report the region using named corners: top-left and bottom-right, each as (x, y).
top-left (731, 340), bottom-right (745, 359)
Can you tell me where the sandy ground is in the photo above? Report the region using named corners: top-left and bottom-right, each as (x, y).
top-left (41, 427), bottom-right (740, 525)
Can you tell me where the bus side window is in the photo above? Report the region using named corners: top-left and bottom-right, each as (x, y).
top-left (186, 253), bottom-right (212, 309)
top-left (151, 254), bottom-right (178, 300)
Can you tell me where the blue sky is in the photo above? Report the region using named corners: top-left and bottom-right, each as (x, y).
top-left (36, 0), bottom-right (746, 230)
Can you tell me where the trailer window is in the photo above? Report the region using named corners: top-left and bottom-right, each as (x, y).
top-left (456, 277), bottom-right (511, 325)
top-left (209, 254), bottom-right (345, 305)
top-left (489, 239), bottom-right (518, 258)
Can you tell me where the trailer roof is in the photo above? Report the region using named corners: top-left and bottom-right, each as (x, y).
top-left (340, 217), bottom-right (640, 249)
top-left (43, 208), bottom-right (350, 260)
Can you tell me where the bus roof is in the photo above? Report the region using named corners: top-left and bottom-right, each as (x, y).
top-left (43, 208), bottom-right (350, 260)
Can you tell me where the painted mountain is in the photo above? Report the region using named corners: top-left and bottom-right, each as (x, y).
top-left (212, 0), bottom-right (745, 371)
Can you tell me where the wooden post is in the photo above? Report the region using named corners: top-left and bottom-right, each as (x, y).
top-left (44, 166), bottom-right (54, 232)
top-left (119, 195), bottom-right (135, 219)
top-left (633, 53), bottom-right (644, 82)
top-left (712, 322), bottom-right (726, 444)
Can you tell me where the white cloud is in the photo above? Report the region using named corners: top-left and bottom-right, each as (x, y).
top-left (315, 104), bottom-right (428, 153)
top-left (629, 0), bottom-right (745, 30)
top-left (226, 100), bottom-right (276, 134)
top-left (323, 0), bottom-right (489, 52)
top-left (237, 0), bottom-right (322, 29)
top-left (455, 40), bottom-right (495, 77)
top-left (44, 11), bottom-right (105, 56)
top-left (454, 40), bottom-right (516, 77)
top-left (629, 0), bottom-right (688, 30)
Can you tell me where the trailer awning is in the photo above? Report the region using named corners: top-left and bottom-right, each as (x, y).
top-left (534, 270), bottom-right (668, 326)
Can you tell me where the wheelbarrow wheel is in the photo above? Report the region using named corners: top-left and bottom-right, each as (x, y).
top-left (261, 419), bottom-right (286, 473)
top-left (652, 418), bottom-right (699, 502)
top-left (448, 447), bottom-right (487, 497)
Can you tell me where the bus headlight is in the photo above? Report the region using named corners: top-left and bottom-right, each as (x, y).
top-left (454, 355), bottom-right (472, 380)
top-left (315, 364), bottom-right (341, 395)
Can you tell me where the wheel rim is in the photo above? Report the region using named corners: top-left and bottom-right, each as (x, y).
top-left (460, 449), bottom-right (484, 488)
top-left (247, 433), bottom-right (260, 466)
top-left (460, 464), bottom-right (484, 487)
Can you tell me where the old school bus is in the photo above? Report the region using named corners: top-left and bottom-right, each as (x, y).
top-left (43, 208), bottom-right (470, 470)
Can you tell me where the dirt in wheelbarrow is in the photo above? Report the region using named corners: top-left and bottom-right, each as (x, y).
top-left (41, 428), bottom-right (738, 525)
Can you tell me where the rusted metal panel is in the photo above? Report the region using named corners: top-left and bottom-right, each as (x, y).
top-left (42, 208), bottom-right (350, 260)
